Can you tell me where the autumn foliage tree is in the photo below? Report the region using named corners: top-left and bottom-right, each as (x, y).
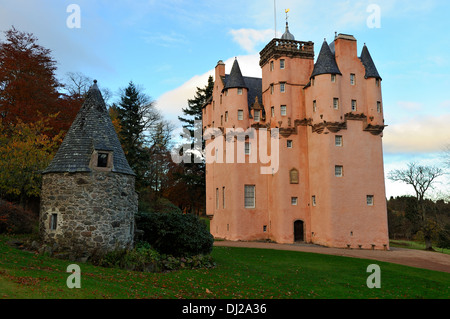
top-left (0, 27), bottom-right (78, 135)
top-left (0, 116), bottom-right (63, 206)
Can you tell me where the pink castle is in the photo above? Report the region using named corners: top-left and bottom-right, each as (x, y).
top-left (202, 23), bottom-right (390, 250)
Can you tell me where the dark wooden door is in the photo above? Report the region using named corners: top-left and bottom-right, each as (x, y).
top-left (294, 220), bottom-right (304, 242)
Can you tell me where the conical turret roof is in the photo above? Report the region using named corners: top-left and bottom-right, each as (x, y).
top-left (43, 81), bottom-right (135, 176)
top-left (311, 40), bottom-right (342, 78)
top-left (224, 58), bottom-right (247, 90)
top-left (360, 44), bottom-right (382, 80)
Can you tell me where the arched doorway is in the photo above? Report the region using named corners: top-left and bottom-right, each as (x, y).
top-left (294, 220), bottom-right (304, 242)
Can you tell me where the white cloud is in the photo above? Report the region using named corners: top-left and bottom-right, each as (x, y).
top-left (383, 114), bottom-right (450, 154)
top-left (229, 28), bottom-right (277, 53)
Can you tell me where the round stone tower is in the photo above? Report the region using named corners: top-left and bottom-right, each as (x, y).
top-left (40, 81), bottom-right (137, 255)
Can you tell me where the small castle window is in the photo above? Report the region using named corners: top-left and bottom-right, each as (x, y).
top-left (287, 140), bottom-right (293, 148)
top-left (244, 185), bottom-right (256, 209)
top-left (50, 214), bottom-right (58, 230)
top-left (225, 111), bottom-right (228, 122)
top-left (238, 110), bottom-right (244, 121)
top-left (238, 88), bottom-right (243, 95)
top-left (333, 98), bottom-right (339, 110)
top-left (331, 74), bottom-right (336, 82)
top-left (271, 107), bottom-right (275, 117)
top-left (245, 142), bottom-right (251, 155)
top-left (280, 82), bottom-right (286, 93)
top-left (377, 101), bottom-right (382, 113)
top-left (291, 197), bottom-right (298, 206)
top-left (312, 196), bottom-right (317, 206)
top-left (97, 153), bottom-right (109, 168)
top-left (367, 195), bottom-right (374, 206)
top-left (350, 74), bottom-right (356, 85)
top-left (313, 100), bottom-right (317, 113)
top-left (376, 79), bottom-right (380, 87)
top-left (281, 105), bottom-right (287, 116)
top-left (351, 100), bottom-right (357, 112)
top-left (280, 59), bottom-right (285, 69)
top-left (270, 84), bottom-right (274, 94)
top-left (335, 165), bottom-right (343, 177)
top-left (335, 135), bottom-right (343, 147)
top-left (254, 110), bottom-right (260, 122)
top-left (270, 61), bottom-right (274, 71)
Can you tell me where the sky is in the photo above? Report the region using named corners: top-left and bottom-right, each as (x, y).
top-left (0, 0), bottom-right (449, 199)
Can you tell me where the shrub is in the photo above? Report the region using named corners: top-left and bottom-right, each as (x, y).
top-left (0, 200), bottom-right (37, 234)
top-left (136, 211), bottom-right (214, 257)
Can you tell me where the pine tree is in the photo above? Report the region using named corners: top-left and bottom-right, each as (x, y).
top-left (117, 81), bottom-right (160, 190)
top-left (176, 76), bottom-right (214, 215)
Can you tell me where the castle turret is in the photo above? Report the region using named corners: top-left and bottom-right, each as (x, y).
top-left (40, 81), bottom-right (138, 256)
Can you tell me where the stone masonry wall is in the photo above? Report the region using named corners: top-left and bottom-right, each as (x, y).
top-left (40, 172), bottom-right (138, 254)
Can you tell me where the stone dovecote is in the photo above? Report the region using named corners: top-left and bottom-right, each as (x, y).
top-left (40, 81), bottom-right (137, 255)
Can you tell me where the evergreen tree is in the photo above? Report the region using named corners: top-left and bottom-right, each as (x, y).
top-left (117, 81), bottom-right (160, 190)
top-left (176, 76), bottom-right (214, 215)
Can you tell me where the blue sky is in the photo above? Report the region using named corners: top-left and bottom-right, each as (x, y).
top-left (0, 0), bottom-right (449, 198)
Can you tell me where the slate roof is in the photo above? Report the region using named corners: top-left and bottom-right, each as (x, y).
top-left (360, 44), bottom-right (382, 80)
top-left (43, 81), bottom-right (135, 176)
top-left (310, 40), bottom-right (342, 78)
top-left (224, 59), bottom-right (247, 90)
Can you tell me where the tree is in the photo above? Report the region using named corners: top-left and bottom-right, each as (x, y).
top-left (388, 162), bottom-right (445, 250)
top-left (175, 76), bottom-right (214, 215)
top-left (0, 27), bottom-right (61, 125)
top-left (0, 116), bottom-right (63, 207)
top-left (116, 81), bottom-right (161, 190)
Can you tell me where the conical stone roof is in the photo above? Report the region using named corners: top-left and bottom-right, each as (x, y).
top-left (360, 44), bottom-right (382, 80)
top-left (43, 81), bottom-right (135, 176)
top-left (224, 59), bottom-right (248, 90)
top-left (311, 40), bottom-right (342, 78)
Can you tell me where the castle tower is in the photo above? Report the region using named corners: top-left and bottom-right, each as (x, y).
top-left (304, 34), bottom-right (389, 249)
top-left (40, 81), bottom-right (137, 255)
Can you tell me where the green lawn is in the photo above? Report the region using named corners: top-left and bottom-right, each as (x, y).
top-left (0, 235), bottom-right (448, 299)
top-left (390, 240), bottom-right (450, 254)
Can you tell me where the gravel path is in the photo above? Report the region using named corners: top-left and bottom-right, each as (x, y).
top-left (214, 241), bottom-right (450, 273)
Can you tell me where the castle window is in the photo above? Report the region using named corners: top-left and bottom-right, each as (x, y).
top-left (97, 153), bottom-right (109, 168)
top-left (245, 142), bottom-right (251, 155)
top-left (290, 168), bottom-right (299, 184)
top-left (221, 115), bottom-right (223, 126)
top-left (376, 79), bottom-right (380, 87)
top-left (280, 82), bottom-right (286, 93)
top-left (270, 84), bottom-right (274, 94)
top-left (291, 197), bottom-right (298, 206)
top-left (254, 110), bottom-right (260, 122)
top-left (350, 74), bottom-right (356, 85)
top-left (312, 196), bottom-right (317, 207)
top-left (280, 105), bottom-right (287, 116)
top-left (216, 188), bottom-right (219, 209)
top-left (270, 61), bottom-right (274, 71)
top-left (263, 225), bottom-right (267, 232)
top-left (377, 101), bottom-right (382, 113)
top-left (312, 77), bottom-right (315, 86)
top-left (50, 214), bottom-right (58, 230)
top-left (331, 74), bottom-right (336, 82)
top-left (271, 107), bottom-right (275, 117)
top-left (238, 110), bottom-right (244, 120)
top-left (225, 111), bottom-right (228, 122)
top-left (244, 185), bottom-right (256, 208)
top-left (238, 88), bottom-right (243, 95)
top-left (313, 100), bottom-right (317, 113)
top-left (287, 140), bottom-right (293, 148)
top-left (335, 135), bottom-right (343, 147)
top-left (333, 98), bottom-right (339, 110)
top-left (351, 100), bottom-right (357, 112)
top-left (367, 195), bottom-right (374, 206)
top-left (335, 165), bottom-right (343, 177)
top-left (280, 59), bottom-right (285, 69)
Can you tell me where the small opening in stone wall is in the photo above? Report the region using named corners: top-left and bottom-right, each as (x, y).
top-left (50, 214), bottom-right (58, 230)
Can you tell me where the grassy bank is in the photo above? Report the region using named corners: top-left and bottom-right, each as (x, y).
top-left (0, 235), bottom-right (448, 299)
